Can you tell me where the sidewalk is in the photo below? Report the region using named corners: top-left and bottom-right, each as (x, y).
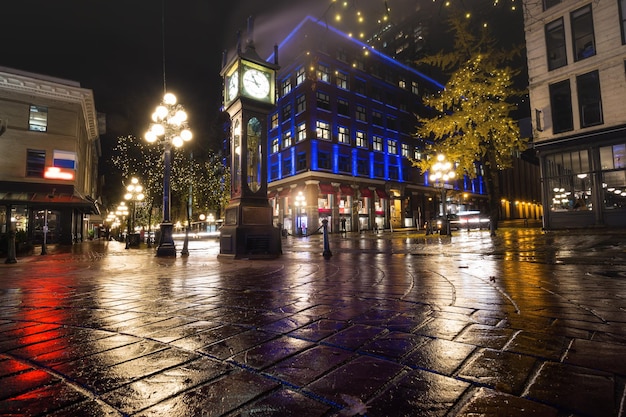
top-left (1, 229), bottom-right (625, 416)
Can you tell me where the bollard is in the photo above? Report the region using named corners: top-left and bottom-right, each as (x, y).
top-left (322, 219), bottom-right (332, 259)
top-left (5, 230), bottom-right (17, 264)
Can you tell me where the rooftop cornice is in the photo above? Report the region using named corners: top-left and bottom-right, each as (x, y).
top-left (0, 68), bottom-right (99, 141)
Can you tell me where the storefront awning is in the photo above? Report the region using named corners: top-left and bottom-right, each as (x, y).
top-left (340, 185), bottom-right (354, 196)
top-left (0, 191), bottom-right (100, 214)
top-left (360, 188), bottom-right (373, 198)
top-left (376, 189), bottom-right (388, 199)
top-left (319, 183), bottom-right (335, 194)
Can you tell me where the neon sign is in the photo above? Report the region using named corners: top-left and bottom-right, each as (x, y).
top-left (44, 167), bottom-right (74, 180)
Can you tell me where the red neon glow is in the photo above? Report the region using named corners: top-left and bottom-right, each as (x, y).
top-left (44, 167), bottom-right (74, 180)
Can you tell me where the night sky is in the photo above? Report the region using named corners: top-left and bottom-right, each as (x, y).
top-left (2, 0), bottom-right (525, 197)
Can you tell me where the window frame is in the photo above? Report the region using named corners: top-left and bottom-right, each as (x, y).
top-left (28, 105), bottom-right (48, 132)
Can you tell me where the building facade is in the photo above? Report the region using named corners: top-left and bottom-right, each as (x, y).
top-left (0, 67), bottom-right (101, 247)
top-left (524, 0), bottom-right (626, 228)
top-left (263, 17), bottom-right (490, 235)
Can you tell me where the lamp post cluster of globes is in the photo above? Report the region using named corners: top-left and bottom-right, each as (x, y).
top-left (430, 154), bottom-right (455, 235)
top-left (144, 92), bottom-right (192, 257)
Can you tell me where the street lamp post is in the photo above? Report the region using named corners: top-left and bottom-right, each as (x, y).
top-left (431, 154), bottom-right (455, 236)
top-left (115, 202), bottom-right (129, 242)
top-left (294, 191), bottom-right (306, 236)
top-left (145, 92), bottom-right (192, 257)
top-left (124, 177), bottom-right (145, 249)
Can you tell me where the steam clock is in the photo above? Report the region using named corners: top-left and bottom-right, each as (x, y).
top-left (219, 27), bottom-right (281, 258)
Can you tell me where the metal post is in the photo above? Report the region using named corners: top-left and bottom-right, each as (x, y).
top-left (322, 219), bottom-right (332, 259)
top-left (41, 209), bottom-right (48, 255)
top-left (5, 230), bottom-right (17, 264)
top-left (156, 143), bottom-right (176, 257)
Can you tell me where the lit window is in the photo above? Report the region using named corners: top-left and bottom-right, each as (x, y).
top-left (317, 64), bottom-right (330, 82)
top-left (29, 105), bottom-right (48, 132)
top-left (297, 123), bottom-right (306, 142)
top-left (338, 126), bottom-right (350, 144)
top-left (373, 135), bottom-right (383, 152)
top-left (316, 121), bottom-right (331, 140)
top-left (401, 143), bottom-right (409, 157)
top-left (296, 67), bottom-right (306, 85)
top-left (282, 78), bottom-right (292, 96)
top-left (271, 113), bottom-right (279, 129)
top-left (356, 131), bottom-right (367, 148)
top-left (336, 71), bottom-right (348, 89)
top-left (271, 138), bottom-right (279, 153)
top-left (387, 139), bottom-right (397, 155)
top-left (283, 130), bottom-right (293, 148)
top-left (411, 81), bottom-right (419, 95)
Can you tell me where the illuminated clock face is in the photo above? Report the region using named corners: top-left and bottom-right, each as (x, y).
top-left (242, 68), bottom-right (270, 99)
top-left (228, 71), bottom-right (239, 101)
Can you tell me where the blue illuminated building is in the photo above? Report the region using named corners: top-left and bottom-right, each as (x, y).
top-left (266, 16), bottom-right (488, 234)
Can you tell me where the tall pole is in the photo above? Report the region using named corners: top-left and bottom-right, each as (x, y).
top-left (41, 209), bottom-right (48, 255)
top-left (156, 143), bottom-right (176, 257)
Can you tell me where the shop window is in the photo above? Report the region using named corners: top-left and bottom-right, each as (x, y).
top-left (600, 144), bottom-right (626, 209)
top-left (571, 5), bottom-right (595, 61)
top-left (26, 149), bottom-right (45, 177)
top-left (545, 150), bottom-right (592, 211)
top-left (545, 18), bottom-right (567, 71)
top-left (577, 70), bottom-right (603, 127)
top-left (29, 105), bottom-right (48, 132)
top-left (549, 79), bottom-right (573, 133)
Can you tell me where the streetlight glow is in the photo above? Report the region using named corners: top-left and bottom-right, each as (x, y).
top-left (144, 92), bottom-right (192, 257)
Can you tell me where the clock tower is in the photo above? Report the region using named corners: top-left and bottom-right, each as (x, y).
top-left (219, 17), bottom-right (281, 259)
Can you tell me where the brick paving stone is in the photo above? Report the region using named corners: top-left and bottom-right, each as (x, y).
top-left (402, 338), bottom-right (476, 375)
top-left (231, 387), bottom-right (333, 416)
top-left (524, 362), bottom-right (615, 416)
top-left (504, 331), bottom-right (572, 361)
top-left (0, 380), bottom-right (87, 416)
top-left (454, 324), bottom-right (516, 350)
top-left (101, 356), bottom-right (231, 414)
top-left (135, 369), bottom-right (279, 416)
top-left (231, 335), bottom-right (315, 370)
top-left (455, 387), bottom-right (560, 417)
top-left (563, 338), bottom-right (626, 376)
top-left (456, 348), bottom-right (538, 395)
top-left (366, 368), bottom-right (470, 417)
top-left (305, 355), bottom-right (406, 406)
top-left (359, 331), bottom-right (430, 360)
top-left (320, 324), bottom-right (387, 351)
top-left (265, 344), bottom-right (354, 386)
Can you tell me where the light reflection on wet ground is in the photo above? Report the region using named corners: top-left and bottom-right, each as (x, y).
top-left (0, 226), bottom-right (625, 416)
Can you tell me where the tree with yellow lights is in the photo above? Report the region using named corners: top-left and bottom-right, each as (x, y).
top-left (412, 13), bottom-right (528, 234)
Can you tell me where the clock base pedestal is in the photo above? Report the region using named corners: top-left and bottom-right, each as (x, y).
top-left (218, 201), bottom-right (281, 259)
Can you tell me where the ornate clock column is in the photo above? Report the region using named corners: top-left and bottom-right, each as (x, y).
top-left (219, 21), bottom-right (281, 259)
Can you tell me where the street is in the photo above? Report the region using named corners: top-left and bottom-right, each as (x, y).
top-left (1, 225), bottom-right (625, 416)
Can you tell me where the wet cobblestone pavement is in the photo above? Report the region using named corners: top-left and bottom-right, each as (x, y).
top-left (1, 225), bottom-right (625, 416)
